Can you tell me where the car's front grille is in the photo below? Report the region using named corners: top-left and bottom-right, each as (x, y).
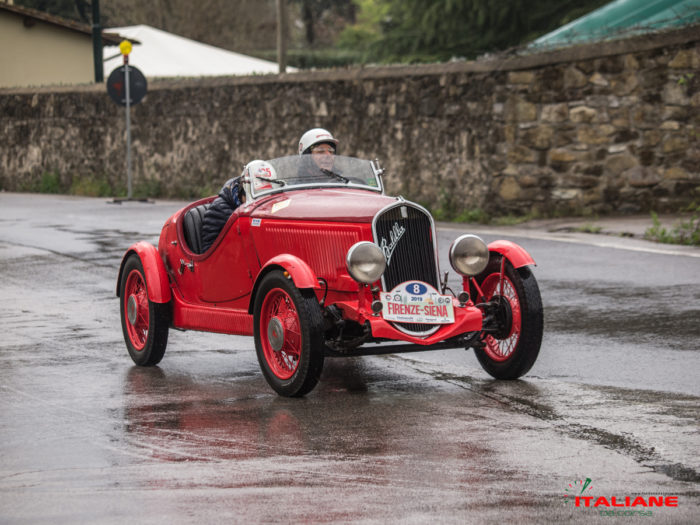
top-left (373, 202), bottom-right (439, 335)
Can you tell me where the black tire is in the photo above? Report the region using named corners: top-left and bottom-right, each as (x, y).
top-left (470, 254), bottom-right (543, 379)
top-left (253, 270), bottom-right (325, 397)
top-left (119, 254), bottom-right (169, 366)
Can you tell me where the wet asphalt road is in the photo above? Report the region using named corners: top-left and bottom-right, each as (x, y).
top-left (0, 193), bottom-right (698, 524)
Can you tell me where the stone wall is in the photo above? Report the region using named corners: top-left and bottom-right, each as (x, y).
top-left (1, 25), bottom-right (698, 217)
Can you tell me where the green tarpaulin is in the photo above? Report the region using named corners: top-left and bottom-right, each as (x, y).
top-left (531, 0), bottom-right (700, 49)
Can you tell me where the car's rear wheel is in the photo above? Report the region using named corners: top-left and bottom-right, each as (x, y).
top-left (120, 254), bottom-right (169, 366)
top-left (253, 270), bottom-right (324, 397)
top-left (470, 254), bottom-right (543, 379)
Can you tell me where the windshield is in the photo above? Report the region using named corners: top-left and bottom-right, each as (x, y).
top-left (247, 155), bottom-right (384, 199)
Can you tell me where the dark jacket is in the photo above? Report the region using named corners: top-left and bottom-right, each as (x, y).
top-left (201, 176), bottom-right (244, 252)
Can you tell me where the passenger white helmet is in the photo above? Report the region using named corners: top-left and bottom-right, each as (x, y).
top-left (243, 160), bottom-right (277, 193)
top-left (298, 128), bottom-right (338, 155)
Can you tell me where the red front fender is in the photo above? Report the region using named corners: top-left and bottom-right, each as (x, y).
top-left (248, 254), bottom-right (319, 314)
top-left (116, 241), bottom-right (172, 303)
top-left (261, 254), bottom-right (319, 289)
top-left (487, 240), bottom-right (536, 268)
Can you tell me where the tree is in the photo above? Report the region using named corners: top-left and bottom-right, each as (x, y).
top-left (14, 0), bottom-right (89, 22)
top-left (336, 0), bottom-right (389, 54)
top-left (340, 0), bottom-right (610, 63)
top-left (291, 0), bottom-right (356, 46)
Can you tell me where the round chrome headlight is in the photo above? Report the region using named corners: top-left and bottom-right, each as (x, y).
top-left (346, 242), bottom-right (386, 284)
top-left (449, 234), bottom-right (489, 276)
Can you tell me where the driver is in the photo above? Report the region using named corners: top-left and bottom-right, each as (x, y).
top-left (297, 128), bottom-right (339, 179)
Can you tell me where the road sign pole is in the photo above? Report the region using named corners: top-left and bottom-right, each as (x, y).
top-left (107, 40), bottom-right (149, 204)
top-left (124, 54), bottom-right (132, 199)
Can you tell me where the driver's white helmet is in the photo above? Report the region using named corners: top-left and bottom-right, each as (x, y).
top-left (243, 160), bottom-right (277, 193)
top-left (298, 128), bottom-right (338, 155)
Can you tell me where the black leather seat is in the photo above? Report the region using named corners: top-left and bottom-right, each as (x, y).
top-left (183, 203), bottom-right (210, 254)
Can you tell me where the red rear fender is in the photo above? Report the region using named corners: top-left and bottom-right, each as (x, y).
top-left (487, 240), bottom-right (535, 268)
top-left (117, 241), bottom-right (172, 303)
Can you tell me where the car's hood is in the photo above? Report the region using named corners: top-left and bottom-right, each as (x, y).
top-left (243, 188), bottom-right (401, 222)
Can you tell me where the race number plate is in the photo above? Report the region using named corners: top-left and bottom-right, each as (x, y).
top-left (381, 281), bottom-right (455, 324)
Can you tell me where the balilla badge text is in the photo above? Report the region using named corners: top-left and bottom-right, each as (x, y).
top-left (379, 222), bottom-right (406, 266)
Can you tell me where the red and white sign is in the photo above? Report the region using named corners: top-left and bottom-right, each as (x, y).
top-left (381, 281), bottom-right (455, 324)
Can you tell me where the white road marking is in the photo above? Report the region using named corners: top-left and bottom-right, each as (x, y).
top-left (439, 225), bottom-right (700, 258)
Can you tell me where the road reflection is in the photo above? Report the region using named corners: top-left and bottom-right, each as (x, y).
top-left (121, 358), bottom-right (495, 470)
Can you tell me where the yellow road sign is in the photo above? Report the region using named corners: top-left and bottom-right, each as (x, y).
top-left (119, 40), bottom-right (132, 56)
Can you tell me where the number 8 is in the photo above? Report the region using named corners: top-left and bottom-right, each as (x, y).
top-left (413, 284), bottom-right (420, 294)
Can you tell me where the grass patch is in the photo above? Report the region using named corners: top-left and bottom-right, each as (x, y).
top-left (644, 205), bottom-right (700, 246)
top-left (432, 206), bottom-right (489, 223)
top-left (38, 171), bottom-right (63, 193)
top-left (14, 171), bottom-right (217, 200)
top-left (491, 212), bottom-right (540, 226)
top-left (18, 171), bottom-right (66, 193)
top-left (454, 208), bottom-right (490, 223)
top-left (133, 178), bottom-right (164, 199)
top-left (428, 202), bottom-right (541, 226)
top-left (575, 223), bottom-right (603, 234)
top-left (70, 175), bottom-right (115, 197)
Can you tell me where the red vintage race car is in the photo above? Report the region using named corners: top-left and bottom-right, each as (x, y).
top-left (117, 155), bottom-right (543, 397)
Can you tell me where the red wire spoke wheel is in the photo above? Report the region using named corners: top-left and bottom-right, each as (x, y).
top-left (470, 255), bottom-right (543, 379)
top-left (124, 268), bottom-right (150, 351)
top-left (119, 254), bottom-right (169, 366)
top-left (260, 288), bottom-right (302, 379)
top-left (254, 270), bottom-right (325, 397)
top-left (479, 273), bottom-right (522, 362)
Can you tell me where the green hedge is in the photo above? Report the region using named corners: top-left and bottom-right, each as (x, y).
top-left (252, 48), bottom-right (365, 69)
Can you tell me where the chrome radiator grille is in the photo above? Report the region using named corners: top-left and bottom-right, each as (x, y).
top-left (373, 203), bottom-right (439, 334)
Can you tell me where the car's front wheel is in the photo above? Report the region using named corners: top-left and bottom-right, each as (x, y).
top-left (119, 254), bottom-right (169, 366)
top-left (253, 270), bottom-right (325, 397)
top-left (470, 254), bottom-right (543, 379)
